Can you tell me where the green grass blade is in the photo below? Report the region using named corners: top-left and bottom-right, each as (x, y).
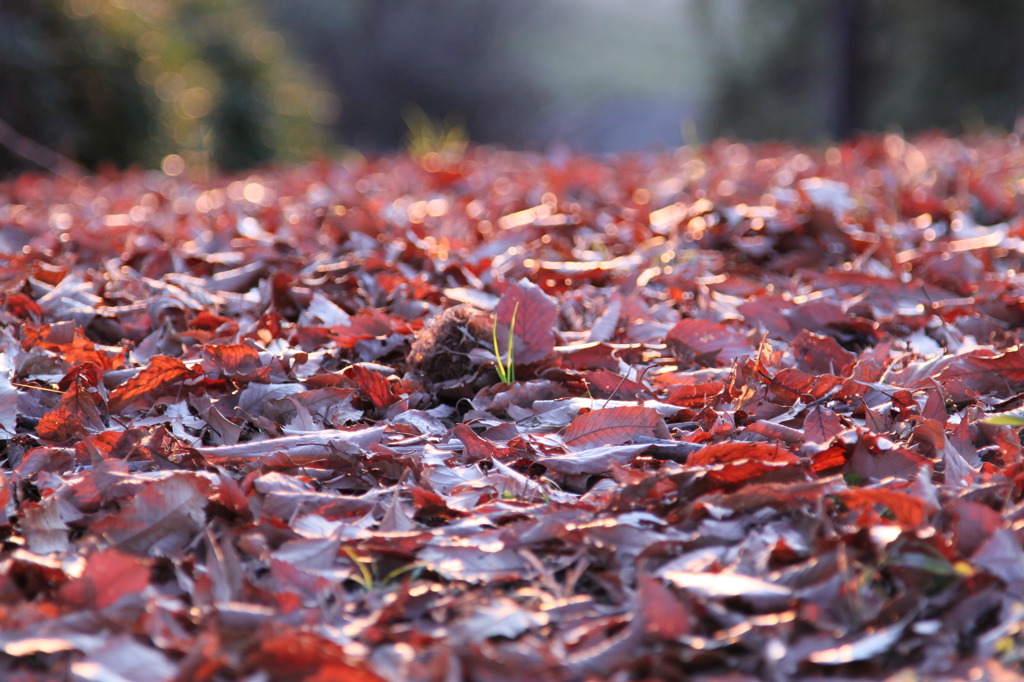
top-left (507, 302), bottom-right (519, 383)
top-left (492, 314), bottom-right (508, 382)
top-left (491, 301), bottom-right (519, 384)
top-left (343, 546), bottom-right (374, 589)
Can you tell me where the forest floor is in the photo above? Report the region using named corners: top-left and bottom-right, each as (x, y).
top-left (2, 136), bottom-right (1024, 680)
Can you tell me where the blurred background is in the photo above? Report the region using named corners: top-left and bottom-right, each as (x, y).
top-left (1, 0), bottom-right (1023, 175)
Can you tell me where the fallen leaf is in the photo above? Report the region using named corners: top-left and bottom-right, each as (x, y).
top-left (91, 474), bottom-right (210, 554)
top-left (0, 372), bottom-right (17, 435)
top-left (495, 280), bottom-right (559, 364)
top-left (660, 570), bottom-right (792, 611)
top-left (107, 355), bottom-right (198, 412)
top-left (807, 621), bottom-right (907, 665)
top-left (59, 548), bottom-right (151, 609)
top-left (666, 318), bottom-right (754, 366)
top-left (562, 406), bottom-right (665, 450)
top-left (803, 404), bottom-right (843, 444)
top-left (201, 343), bottom-right (262, 376)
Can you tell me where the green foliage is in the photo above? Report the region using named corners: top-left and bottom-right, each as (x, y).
top-left (0, 0), bottom-right (337, 173)
top-left (701, 0), bottom-right (1024, 141)
top-left (402, 104), bottom-right (468, 160)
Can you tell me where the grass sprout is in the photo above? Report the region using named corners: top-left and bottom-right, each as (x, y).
top-left (343, 546), bottom-right (420, 590)
top-left (492, 301), bottom-right (519, 383)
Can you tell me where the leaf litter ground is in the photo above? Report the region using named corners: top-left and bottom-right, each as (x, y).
top-left (2, 136), bottom-right (1024, 680)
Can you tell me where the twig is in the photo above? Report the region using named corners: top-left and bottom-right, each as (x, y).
top-left (0, 116), bottom-right (86, 179)
top-left (602, 364), bottom-right (653, 408)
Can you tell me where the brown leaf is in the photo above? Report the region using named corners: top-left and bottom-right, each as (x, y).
top-left (768, 367), bottom-right (856, 402)
top-left (196, 426), bottom-right (385, 464)
top-left (803, 404), bottom-right (842, 444)
top-left (663, 378), bottom-right (727, 407)
top-left (451, 423), bottom-right (507, 463)
top-left (71, 636), bottom-right (177, 682)
top-left (951, 499), bottom-right (1002, 556)
top-left (791, 329), bottom-right (858, 376)
top-left (90, 474), bottom-right (210, 554)
top-left (846, 430), bottom-right (932, 482)
top-left (666, 318), bottom-right (754, 366)
top-left (562, 406), bottom-right (665, 450)
top-left (495, 280), bottom-right (558, 364)
top-left (538, 443), bottom-right (651, 475)
top-left (0, 472), bottom-right (10, 525)
top-left (746, 420), bottom-right (805, 445)
top-left (938, 347), bottom-right (1024, 400)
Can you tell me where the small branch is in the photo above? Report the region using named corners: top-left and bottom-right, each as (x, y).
top-left (0, 116), bottom-right (86, 179)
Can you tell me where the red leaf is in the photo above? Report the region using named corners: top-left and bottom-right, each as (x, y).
top-left (0, 472), bottom-right (9, 525)
top-left (846, 430), bottom-right (932, 482)
top-left (745, 420), bottom-right (804, 445)
top-left (666, 318), bottom-right (754, 366)
top-left (803, 405), bottom-right (843, 444)
top-left (558, 341), bottom-right (621, 371)
top-left (811, 443), bottom-right (849, 473)
top-left (585, 368), bottom-right (648, 398)
top-left (107, 355), bottom-right (198, 412)
top-left (938, 347), bottom-right (1024, 400)
top-left (22, 323), bottom-right (124, 370)
top-left (837, 488), bottom-right (927, 529)
top-left (328, 312), bottom-right (398, 349)
top-left (664, 379), bottom-right (727, 407)
top-left (36, 384), bottom-right (104, 443)
top-left (791, 329), bottom-right (857, 376)
top-left (451, 423), bottom-right (508, 463)
top-left (768, 367), bottom-right (859, 402)
top-left (688, 441), bottom-right (799, 468)
top-left (637, 573), bottom-right (690, 638)
top-left (90, 475), bottom-right (210, 554)
top-left (2, 292), bottom-right (43, 319)
top-left (687, 441), bottom-right (802, 486)
top-left (249, 630), bottom-right (384, 681)
top-left (952, 499), bottom-right (1003, 556)
top-left (782, 299), bottom-right (848, 336)
top-left (201, 343), bottom-right (262, 376)
top-left (345, 364), bottom-right (395, 409)
top-left (58, 548), bottom-right (150, 609)
top-left (496, 280), bottom-right (558, 364)
top-left (562, 406), bottom-right (664, 450)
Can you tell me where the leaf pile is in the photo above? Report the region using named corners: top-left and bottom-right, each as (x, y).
top-left (2, 135), bottom-right (1024, 679)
